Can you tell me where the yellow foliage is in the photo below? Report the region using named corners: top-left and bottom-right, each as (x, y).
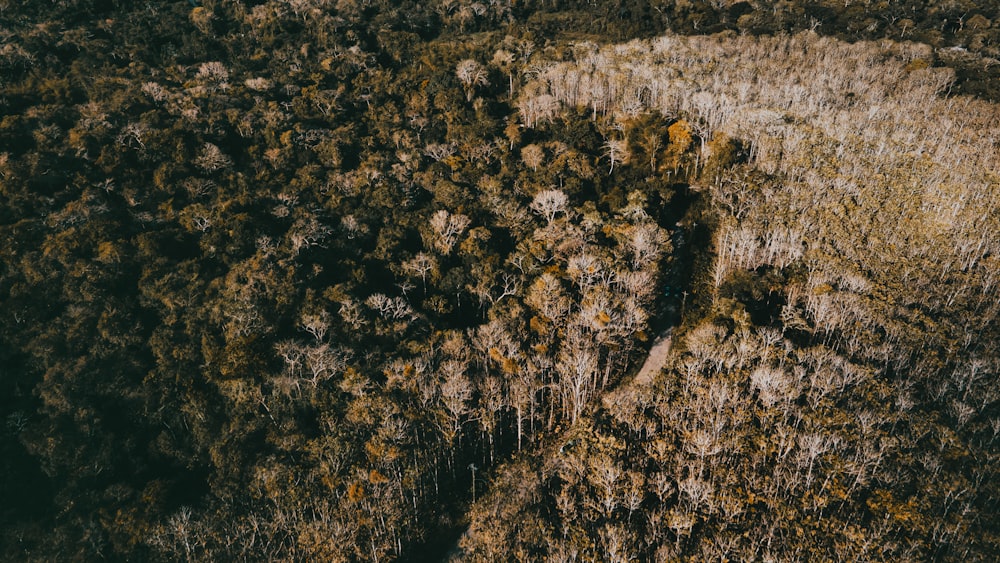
top-left (442, 154), bottom-right (462, 169)
top-left (595, 311), bottom-right (611, 327)
top-left (95, 241), bottom-right (121, 264)
top-left (320, 473), bottom-right (340, 492)
top-left (812, 283), bottom-right (834, 295)
top-left (189, 7), bottom-right (213, 35)
top-left (667, 120), bottom-right (693, 153)
top-left (347, 481), bottom-right (365, 503)
top-left (489, 347), bottom-right (505, 363)
top-left (529, 315), bottom-right (549, 334)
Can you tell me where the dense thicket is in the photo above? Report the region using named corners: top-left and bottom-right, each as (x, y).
top-left (2, 0), bottom-right (1000, 561)
top-left (0, 0), bottom-right (692, 560)
top-left (457, 29), bottom-right (1000, 562)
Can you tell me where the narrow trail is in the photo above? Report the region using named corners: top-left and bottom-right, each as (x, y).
top-left (632, 329), bottom-right (673, 387)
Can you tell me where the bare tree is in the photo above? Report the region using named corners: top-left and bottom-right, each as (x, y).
top-left (603, 138), bottom-right (629, 174)
top-left (557, 335), bottom-right (599, 423)
top-left (439, 360), bottom-right (472, 439)
top-left (195, 142), bottom-right (233, 172)
top-left (456, 59), bottom-right (489, 101)
top-left (300, 311), bottom-right (330, 342)
top-left (626, 223), bottom-right (668, 270)
top-left (403, 252), bottom-right (437, 293)
top-left (428, 210), bottom-right (471, 254)
top-left (529, 189), bottom-right (569, 224)
top-left (521, 143), bottom-right (545, 172)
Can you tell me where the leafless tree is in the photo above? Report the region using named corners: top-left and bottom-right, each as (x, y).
top-left (603, 138), bottom-right (629, 174)
top-left (456, 59), bottom-right (489, 101)
top-left (439, 360), bottom-right (472, 439)
top-left (529, 189), bottom-right (569, 224)
top-left (428, 210), bottom-right (470, 254)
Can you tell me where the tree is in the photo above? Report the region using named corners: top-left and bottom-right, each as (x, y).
top-left (557, 333), bottom-right (599, 424)
top-left (300, 311), bottom-right (330, 342)
top-left (403, 252), bottom-right (438, 293)
top-left (529, 188), bottom-right (569, 224)
top-left (428, 209), bottom-right (471, 255)
top-left (439, 360), bottom-right (472, 440)
top-left (638, 129), bottom-right (664, 172)
top-left (521, 143), bottom-right (545, 172)
top-left (526, 272), bottom-right (571, 323)
top-left (491, 49), bottom-right (517, 98)
top-left (626, 222), bottom-right (669, 270)
top-left (195, 142), bottom-right (233, 173)
top-left (603, 138), bottom-right (629, 174)
top-left (518, 92), bottom-right (559, 128)
top-left (456, 59), bottom-right (488, 102)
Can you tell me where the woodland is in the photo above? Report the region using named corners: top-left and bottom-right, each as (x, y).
top-left (1, 0), bottom-right (999, 561)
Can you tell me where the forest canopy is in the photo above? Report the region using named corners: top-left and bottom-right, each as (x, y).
top-left (460, 29), bottom-right (1000, 561)
top-left (0, 0), bottom-right (999, 561)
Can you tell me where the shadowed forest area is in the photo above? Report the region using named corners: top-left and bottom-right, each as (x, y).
top-left (1, 0), bottom-right (999, 561)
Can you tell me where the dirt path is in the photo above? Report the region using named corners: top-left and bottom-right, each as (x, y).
top-left (601, 329), bottom-right (674, 411)
top-left (633, 329), bottom-right (673, 386)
